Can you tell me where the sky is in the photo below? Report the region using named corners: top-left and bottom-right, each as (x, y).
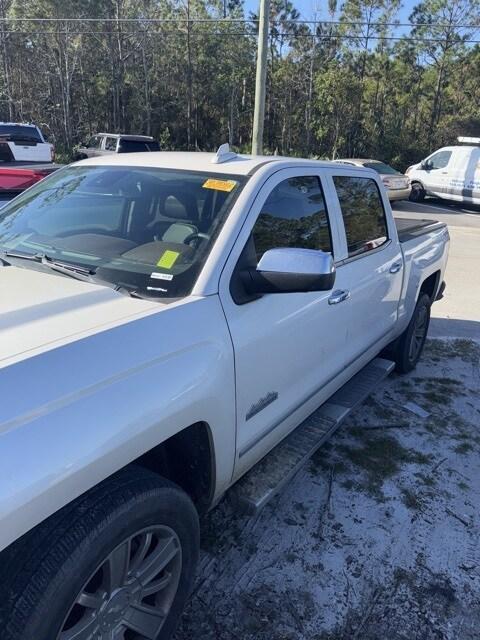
top-left (243, 0), bottom-right (419, 34)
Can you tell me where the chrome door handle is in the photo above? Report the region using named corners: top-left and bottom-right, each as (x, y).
top-left (389, 262), bottom-right (402, 274)
top-left (328, 289), bottom-right (350, 305)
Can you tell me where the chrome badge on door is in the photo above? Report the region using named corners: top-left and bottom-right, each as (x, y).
top-left (246, 391), bottom-right (279, 421)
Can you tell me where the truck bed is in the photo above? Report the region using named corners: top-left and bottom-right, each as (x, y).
top-left (394, 217), bottom-right (446, 243)
top-left (0, 161), bottom-right (60, 169)
top-left (0, 162), bottom-right (62, 192)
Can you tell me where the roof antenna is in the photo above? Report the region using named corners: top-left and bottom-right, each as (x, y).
top-left (211, 143), bottom-right (237, 164)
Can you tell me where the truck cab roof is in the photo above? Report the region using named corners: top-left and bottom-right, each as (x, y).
top-left (97, 133), bottom-right (156, 141)
top-left (75, 150), bottom-right (374, 177)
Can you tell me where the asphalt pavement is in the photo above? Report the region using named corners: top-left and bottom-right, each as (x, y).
top-left (393, 197), bottom-right (480, 229)
top-left (392, 198), bottom-right (480, 340)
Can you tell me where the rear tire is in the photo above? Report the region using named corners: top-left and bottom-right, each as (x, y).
top-left (0, 466), bottom-right (199, 640)
top-left (409, 182), bottom-right (426, 203)
top-left (391, 293), bottom-right (431, 374)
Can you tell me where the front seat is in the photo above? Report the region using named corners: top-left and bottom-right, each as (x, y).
top-left (154, 190), bottom-right (199, 244)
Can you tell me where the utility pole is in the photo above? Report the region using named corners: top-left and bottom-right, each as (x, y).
top-left (251, 0), bottom-right (270, 155)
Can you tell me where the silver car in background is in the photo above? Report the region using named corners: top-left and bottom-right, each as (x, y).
top-left (334, 159), bottom-right (411, 201)
top-left (75, 133), bottom-right (160, 160)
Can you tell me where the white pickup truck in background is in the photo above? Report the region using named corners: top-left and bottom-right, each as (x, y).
top-left (0, 122), bottom-right (54, 163)
top-left (0, 146), bottom-right (449, 640)
top-left (0, 123), bottom-right (60, 194)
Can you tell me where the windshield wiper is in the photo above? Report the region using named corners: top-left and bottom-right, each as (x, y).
top-left (1, 250), bottom-right (96, 281)
top-left (2, 250), bottom-right (40, 262)
top-left (1, 250), bottom-right (166, 301)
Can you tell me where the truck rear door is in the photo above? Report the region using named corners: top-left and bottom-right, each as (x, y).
top-left (325, 169), bottom-right (404, 361)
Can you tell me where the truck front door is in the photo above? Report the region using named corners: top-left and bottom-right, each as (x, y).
top-left (422, 149), bottom-right (453, 197)
top-left (219, 169), bottom-right (351, 479)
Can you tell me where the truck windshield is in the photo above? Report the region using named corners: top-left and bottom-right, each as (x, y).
top-left (0, 165), bottom-right (245, 299)
top-left (0, 125), bottom-right (42, 142)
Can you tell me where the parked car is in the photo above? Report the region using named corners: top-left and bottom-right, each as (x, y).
top-left (0, 122), bottom-right (54, 163)
top-left (406, 136), bottom-right (480, 205)
top-left (0, 145), bottom-right (449, 640)
top-left (333, 159), bottom-right (411, 201)
top-left (75, 132), bottom-right (160, 159)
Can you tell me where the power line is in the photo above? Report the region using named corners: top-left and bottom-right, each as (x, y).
top-left (0, 17), bottom-right (478, 29)
top-left (3, 29), bottom-right (479, 43)
top-left (273, 20), bottom-right (479, 28)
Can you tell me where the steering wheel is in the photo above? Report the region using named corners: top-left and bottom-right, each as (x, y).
top-left (183, 232), bottom-right (210, 247)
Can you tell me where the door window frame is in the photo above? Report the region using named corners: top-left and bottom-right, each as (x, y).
top-left (250, 174), bottom-right (334, 262)
top-left (104, 136), bottom-right (118, 152)
top-left (322, 168), bottom-right (395, 263)
top-left (217, 167), bottom-right (342, 306)
top-left (426, 150), bottom-right (452, 171)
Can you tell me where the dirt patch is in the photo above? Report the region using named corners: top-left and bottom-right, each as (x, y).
top-left (174, 339), bottom-right (480, 640)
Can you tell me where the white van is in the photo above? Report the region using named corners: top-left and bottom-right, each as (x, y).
top-left (406, 137), bottom-right (480, 205)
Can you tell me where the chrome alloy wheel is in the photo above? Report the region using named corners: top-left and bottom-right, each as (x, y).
top-left (57, 526), bottom-right (182, 640)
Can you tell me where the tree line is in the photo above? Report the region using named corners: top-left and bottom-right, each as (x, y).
top-left (0, 0), bottom-right (478, 169)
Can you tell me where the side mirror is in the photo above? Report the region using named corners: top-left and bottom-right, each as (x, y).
top-left (421, 160), bottom-right (432, 170)
top-left (242, 247), bottom-right (335, 295)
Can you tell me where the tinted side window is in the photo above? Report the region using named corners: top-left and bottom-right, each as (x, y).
top-left (333, 176), bottom-right (388, 258)
top-left (252, 176), bottom-right (332, 261)
top-left (118, 139), bottom-right (160, 152)
top-left (428, 151), bottom-right (452, 170)
top-left (118, 139), bottom-right (147, 152)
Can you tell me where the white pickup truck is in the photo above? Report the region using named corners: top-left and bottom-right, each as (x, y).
top-left (0, 122), bottom-right (54, 163)
top-left (0, 146), bottom-right (449, 640)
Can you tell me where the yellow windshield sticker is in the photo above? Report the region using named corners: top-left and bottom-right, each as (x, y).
top-left (202, 178), bottom-right (236, 192)
top-left (157, 250), bottom-right (180, 269)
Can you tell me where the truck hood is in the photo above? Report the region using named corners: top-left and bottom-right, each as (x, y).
top-left (0, 265), bottom-right (161, 367)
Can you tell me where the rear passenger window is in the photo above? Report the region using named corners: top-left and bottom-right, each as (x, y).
top-left (252, 176), bottom-right (332, 260)
top-left (118, 139), bottom-right (147, 153)
top-left (104, 137), bottom-right (117, 151)
top-left (333, 176), bottom-right (388, 258)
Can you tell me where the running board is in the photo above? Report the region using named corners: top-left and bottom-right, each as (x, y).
top-left (232, 357), bottom-right (395, 514)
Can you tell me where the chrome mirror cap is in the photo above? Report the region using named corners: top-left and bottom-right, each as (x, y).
top-left (258, 247), bottom-right (334, 277)
top-left (245, 247), bottom-right (335, 295)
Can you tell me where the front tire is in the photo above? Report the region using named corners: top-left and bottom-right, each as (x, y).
top-left (409, 182), bottom-right (426, 203)
top-left (391, 293), bottom-right (431, 373)
top-left (0, 467), bottom-right (199, 640)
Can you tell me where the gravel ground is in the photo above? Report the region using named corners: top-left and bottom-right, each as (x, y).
top-left (174, 338), bottom-right (480, 640)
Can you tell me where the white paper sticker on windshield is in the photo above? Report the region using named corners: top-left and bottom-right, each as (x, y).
top-left (151, 272), bottom-right (174, 281)
top-left (147, 286), bottom-right (168, 292)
